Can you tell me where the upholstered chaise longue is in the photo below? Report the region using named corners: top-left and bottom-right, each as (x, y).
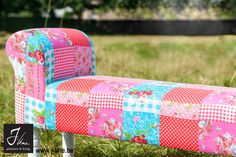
top-left (6, 28), bottom-right (236, 157)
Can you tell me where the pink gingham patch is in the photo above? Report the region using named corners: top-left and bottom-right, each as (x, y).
top-left (88, 94), bottom-right (124, 110)
top-left (200, 104), bottom-right (236, 124)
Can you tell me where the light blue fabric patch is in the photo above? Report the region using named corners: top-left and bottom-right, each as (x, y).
top-left (122, 111), bottom-right (160, 145)
top-left (122, 82), bottom-right (180, 145)
top-left (26, 30), bottom-right (54, 84)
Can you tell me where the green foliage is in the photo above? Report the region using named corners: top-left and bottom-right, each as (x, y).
top-left (1, 0), bottom-right (236, 19)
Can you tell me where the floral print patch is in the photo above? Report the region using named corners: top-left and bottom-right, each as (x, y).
top-left (199, 121), bottom-right (236, 156)
top-left (122, 111), bottom-right (160, 145)
top-left (88, 108), bottom-right (122, 139)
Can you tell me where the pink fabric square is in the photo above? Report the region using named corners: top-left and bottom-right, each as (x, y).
top-left (56, 91), bottom-right (89, 106)
top-left (15, 91), bottom-right (25, 124)
top-left (161, 100), bottom-right (200, 120)
top-left (202, 90), bottom-right (236, 106)
top-left (88, 108), bottom-right (122, 140)
top-left (74, 46), bottom-right (92, 76)
top-left (41, 28), bottom-right (70, 48)
top-left (90, 80), bottom-right (137, 95)
top-left (26, 62), bottom-right (45, 100)
top-left (199, 121), bottom-right (236, 156)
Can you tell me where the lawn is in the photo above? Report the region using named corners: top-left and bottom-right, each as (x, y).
top-left (0, 34), bottom-right (235, 157)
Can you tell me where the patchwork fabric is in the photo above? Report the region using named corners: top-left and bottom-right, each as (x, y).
top-left (123, 82), bottom-right (177, 113)
top-left (6, 28), bottom-right (236, 157)
top-left (44, 79), bottom-right (67, 130)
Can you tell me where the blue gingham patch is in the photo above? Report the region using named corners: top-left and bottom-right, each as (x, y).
top-left (44, 79), bottom-right (67, 130)
top-left (44, 49), bottom-right (55, 84)
top-left (25, 96), bottom-right (45, 128)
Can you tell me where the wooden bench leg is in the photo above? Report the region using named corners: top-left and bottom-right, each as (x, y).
top-left (28, 128), bottom-right (40, 157)
top-left (62, 132), bottom-right (74, 157)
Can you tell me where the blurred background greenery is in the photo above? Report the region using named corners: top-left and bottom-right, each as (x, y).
top-left (1, 0), bottom-right (236, 20)
top-left (0, 0), bottom-right (236, 157)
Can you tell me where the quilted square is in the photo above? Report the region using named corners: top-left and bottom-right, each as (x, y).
top-left (56, 104), bottom-right (89, 134)
top-left (88, 108), bottom-right (122, 139)
top-left (163, 87), bottom-right (213, 104)
top-left (122, 111), bottom-right (160, 145)
top-left (25, 96), bottom-right (46, 128)
top-left (199, 121), bottom-right (236, 156)
top-left (26, 62), bottom-right (45, 100)
top-left (15, 91), bottom-right (26, 124)
top-left (159, 115), bottom-right (199, 151)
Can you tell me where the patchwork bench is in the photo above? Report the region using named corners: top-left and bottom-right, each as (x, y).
top-left (6, 28), bottom-right (236, 157)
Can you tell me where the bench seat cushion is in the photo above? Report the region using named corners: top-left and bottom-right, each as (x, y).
top-left (42, 75), bottom-right (236, 155)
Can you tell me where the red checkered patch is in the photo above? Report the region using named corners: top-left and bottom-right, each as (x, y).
top-left (56, 104), bottom-right (88, 134)
top-left (160, 116), bottom-right (199, 151)
top-left (54, 47), bottom-right (75, 81)
top-left (88, 94), bottom-right (124, 110)
top-left (58, 78), bottom-right (105, 92)
top-left (200, 104), bottom-right (236, 124)
top-left (163, 87), bottom-right (213, 104)
top-left (15, 91), bottom-right (25, 124)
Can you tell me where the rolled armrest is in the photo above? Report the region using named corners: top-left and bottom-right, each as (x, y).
top-left (6, 28), bottom-right (95, 101)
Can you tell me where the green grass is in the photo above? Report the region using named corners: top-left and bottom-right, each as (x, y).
top-left (0, 34), bottom-right (235, 157)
